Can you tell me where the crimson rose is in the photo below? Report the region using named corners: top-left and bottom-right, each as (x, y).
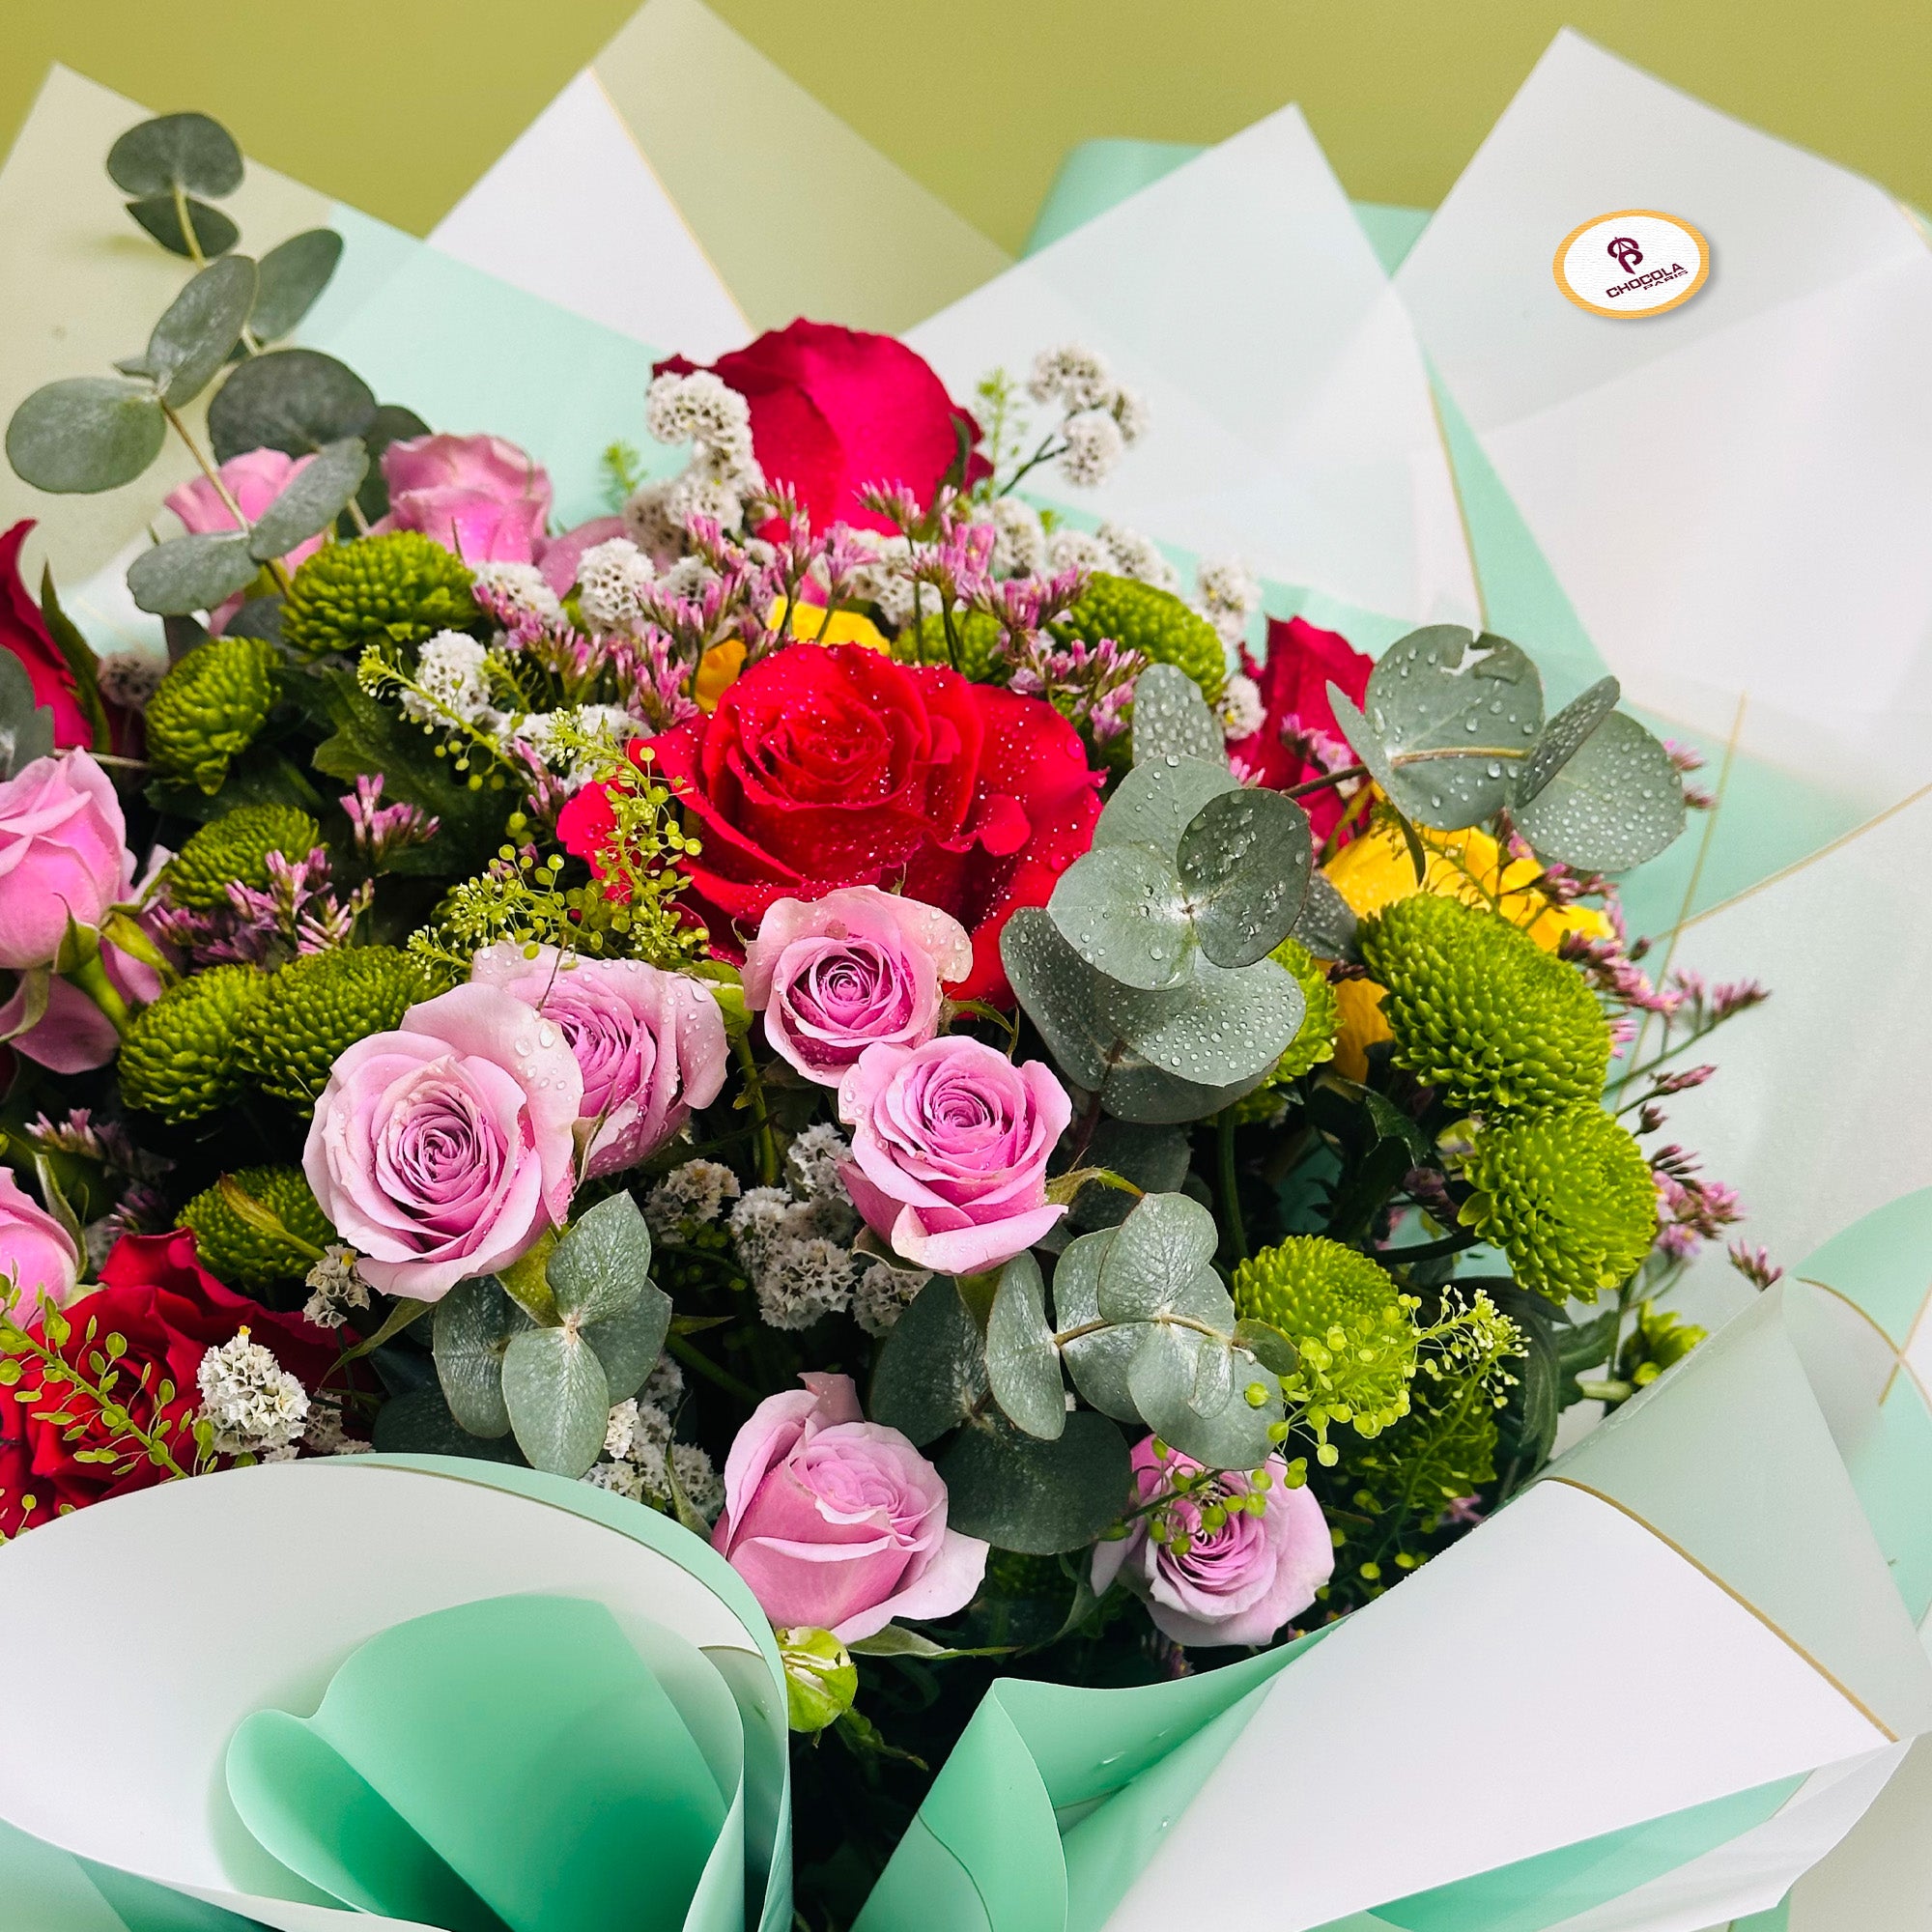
top-left (1, 521), bottom-right (91, 750)
top-left (0, 1231), bottom-right (339, 1536)
top-left (558, 643), bottom-right (1101, 1005)
top-left (1226, 615), bottom-right (1375, 841)
top-left (656, 321), bottom-right (989, 534)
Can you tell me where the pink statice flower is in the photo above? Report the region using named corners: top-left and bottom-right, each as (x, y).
top-left (339, 774), bottom-right (439, 868)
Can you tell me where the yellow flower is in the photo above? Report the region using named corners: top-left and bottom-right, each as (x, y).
top-left (694, 639), bottom-right (747, 713)
top-left (1321, 809), bottom-right (1612, 1079)
top-left (766, 599), bottom-right (892, 654)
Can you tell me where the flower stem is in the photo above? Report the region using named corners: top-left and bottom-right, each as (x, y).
top-left (1215, 1107), bottom-right (1248, 1264)
top-left (158, 400), bottom-right (293, 595)
top-left (1377, 1229), bottom-right (1479, 1265)
top-left (733, 1034), bottom-right (781, 1186)
top-left (65, 952), bottom-right (130, 1035)
top-left (668, 1333), bottom-right (761, 1408)
top-left (1284, 762), bottom-right (1367, 800)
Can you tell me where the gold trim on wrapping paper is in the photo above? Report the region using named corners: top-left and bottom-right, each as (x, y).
top-left (1796, 1273), bottom-right (1932, 1410)
top-left (1543, 1477), bottom-right (1899, 1742)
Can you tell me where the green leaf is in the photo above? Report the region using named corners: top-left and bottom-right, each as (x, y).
top-left (984, 1252), bottom-right (1065, 1441)
top-left (1126, 1321), bottom-right (1278, 1471)
top-left (431, 1275), bottom-right (527, 1437)
top-left (146, 255), bottom-right (258, 408)
top-left (251, 229), bottom-right (345, 341)
top-left (1101, 953), bottom-right (1302, 1087)
top-left (548, 1191), bottom-right (653, 1323)
top-left (1047, 842), bottom-right (1193, 991)
top-left (1053, 1230), bottom-right (1143, 1423)
top-left (1096, 1192), bottom-right (1219, 1322)
top-left (1131, 661), bottom-right (1225, 770)
top-left (371, 1386), bottom-right (526, 1463)
top-left (1233, 1318), bottom-right (1299, 1378)
top-left (1000, 907), bottom-right (1116, 1093)
top-left (355, 403), bottom-right (433, 524)
top-left (1512, 709), bottom-right (1687, 871)
top-left (501, 1324), bottom-right (611, 1477)
top-left (1551, 1306), bottom-right (1622, 1409)
top-left (248, 438), bottom-right (369, 560)
top-left (1178, 787), bottom-right (1311, 968)
top-left (7, 378), bottom-right (164, 494)
top-left (124, 193), bottom-right (240, 261)
top-left (939, 1411), bottom-right (1130, 1553)
top-left (1094, 755), bottom-right (1239, 857)
top-left (1097, 1060), bottom-right (1264, 1126)
top-left (126, 532), bottom-right (259, 617)
top-left (868, 1275), bottom-right (989, 1447)
top-left (1290, 871), bottom-right (1360, 962)
top-left (107, 113), bottom-right (244, 198)
top-left (581, 1291), bottom-right (672, 1404)
top-left (1515, 675), bottom-right (1620, 809)
top-left (37, 568), bottom-right (110, 753)
top-left (207, 348), bottom-right (377, 462)
top-left (0, 652), bottom-right (54, 780)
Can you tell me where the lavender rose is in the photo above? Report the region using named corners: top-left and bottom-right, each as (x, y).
top-left (713, 1372), bottom-right (987, 1641)
top-left (301, 981), bottom-right (582, 1299)
top-left (743, 887), bottom-right (972, 1088)
top-left (0, 751), bottom-right (134, 970)
top-left (0, 1169), bottom-right (80, 1320)
top-left (376, 433), bottom-right (553, 564)
top-left (469, 943), bottom-right (729, 1179)
top-left (836, 1037), bottom-right (1071, 1274)
top-left (1093, 1435), bottom-right (1333, 1648)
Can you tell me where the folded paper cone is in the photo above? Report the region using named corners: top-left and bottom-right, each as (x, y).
top-left (0, 1456), bottom-right (791, 1932)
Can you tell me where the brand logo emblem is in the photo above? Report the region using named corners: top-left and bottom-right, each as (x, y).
top-left (1553, 211), bottom-right (1710, 319)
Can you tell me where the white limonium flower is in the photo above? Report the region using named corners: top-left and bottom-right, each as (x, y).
top-left (1112, 384), bottom-right (1151, 446)
top-left (575, 537), bottom-right (654, 631)
top-left (1217, 671), bottom-right (1267, 742)
top-left (402, 631), bottom-right (492, 726)
top-left (728, 1183), bottom-right (860, 1331)
top-left (853, 1259), bottom-right (932, 1337)
top-left (301, 1245), bottom-right (371, 1330)
top-left (516, 704), bottom-right (638, 789)
top-left (987, 497), bottom-right (1046, 579)
top-left (1028, 343), bottom-right (1116, 413)
top-left (1059, 410), bottom-right (1127, 488)
top-left (1196, 556), bottom-right (1262, 647)
top-left (196, 1328), bottom-right (308, 1457)
top-left (645, 1158), bottom-right (743, 1236)
top-left (1098, 523), bottom-right (1180, 592)
top-left (787, 1122), bottom-right (853, 1202)
top-left (469, 560), bottom-right (564, 626)
top-left (97, 650), bottom-right (165, 712)
top-left (1046, 528), bottom-right (1112, 576)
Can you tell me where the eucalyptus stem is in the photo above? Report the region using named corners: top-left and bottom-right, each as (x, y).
top-left (1215, 1107), bottom-right (1248, 1264)
top-left (1284, 762), bottom-right (1367, 800)
top-left (158, 400), bottom-right (293, 594)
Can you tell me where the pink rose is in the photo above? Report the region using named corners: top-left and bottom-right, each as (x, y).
top-left (836, 1037), bottom-right (1071, 1273)
top-left (165, 449), bottom-right (326, 630)
top-left (744, 887), bottom-right (972, 1089)
top-left (301, 981), bottom-right (582, 1299)
top-left (1093, 1436), bottom-right (1333, 1648)
top-left (0, 752), bottom-right (133, 970)
top-left (469, 944), bottom-right (728, 1179)
top-left (377, 433), bottom-right (553, 565)
top-left (713, 1372), bottom-right (987, 1641)
top-left (0, 1169), bottom-right (80, 1320)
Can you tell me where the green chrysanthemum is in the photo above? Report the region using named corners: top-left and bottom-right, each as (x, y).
top-left (1055, 573), bottom-right (1226, 701)
top-left (1460, 1105), bottom-right (1658, 1302)
top-left (893, 606), bottom-right (1009, 684)
top-left (1359, 893), bottom-right (1609, 1114)
top-left (1234, 936), bottom-right (1340, 1122)
top-left (144, 636), bottom-right (276, 795)
top-left (177, 1166), bottom-right (333, 1290)
top-left (1233, 1236), bottom-right (1418, 1456)
top-left (164, 804), bottom-right (321, 911)
top-left (281, 532), bottom-right (478, 659)
top-left (117, 965), bottom-right (269, 1122)
top-left (245, 945), bottom-right (433, 1114)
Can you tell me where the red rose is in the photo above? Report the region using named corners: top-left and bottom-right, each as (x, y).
top-left (0, 1230), bottom-right (340, 1536)
top-left (1226, 614), bottom-right (1376, 840)
top-left (558, 643), bottom-right (1101, 1004)
top-left (656, 321), bottom-right (989, 534)
top-left (1, 521), bottom-right (91, 751)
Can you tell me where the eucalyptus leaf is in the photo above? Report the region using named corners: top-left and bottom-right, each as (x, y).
top-left (1096, 1059), bottom-right (1263, 1126)
top-left (372, 1386), bottom-right (526, 1463)
top-left (7, 378), bottom-right (165, 494)
top-left (1290, 871), bottom-right (1360, 963)
top-left (107, 113), bottom-right (244, 198)
top-left (1053, 1231), bottom-right (1144, 1423)
top-left (432, 1275), bottom-right (528, 1437)
top-left (501, 1324), bottom-right (611, 1477)
top-left (984, 1251), bottom-right (1065, 1441)
top-left (1512, 709), bottom-right (1686, 871)
top-left (208, 348), bottom-right (377, 462)
top-left (939, 1412), bottom-right (1130, 1553)
top-left (1131, 662), bottom-right (1225, 770)
top-left (1048, 842), bottom-right (1194, 991)
top-left (581, 1290), bottom-right (673, 1403)
top-left (1233, 1318), bottom-right (1299, 1378)
top-left (147, 255), bottom-right (257, 407)
top-left (1000, 907), bottom-right (1116, 1092)
top-left (1095, 1192), bottom-right (1219, 1322)
top-left (1515, 675), bottom-right (1620, 809)
top-left (547, 1191), bottom-right (654, 1323)
top-left (252, 229), bottom-right (345, 341)
top-left (1126, 1323), bottom-right (1278, 1471)
top-left (127, 531), bottom-right (259, 617)
top-left (0, 652), bottom-right (54, 780)
top-left (1178, 786), bottom-right (1312, 967)
top-left (1057, 1119), bottom-right (1190, 1238)
top-left (1094, 754), bottom-right (1239, 857)
top-left (1101, 953), bottom-right (1302, 1087)
top-left (356, 403), bottom-right (434, 523)
top-left (248, 438), bottom-right (368, 558)
top-left (869, 1275), bottom-right (989, 1447)
top-left (125, 193), bottom-right (240, 261)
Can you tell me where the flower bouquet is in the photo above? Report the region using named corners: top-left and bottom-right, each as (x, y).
top-left (0, 95), bottom-right (1919, 1932)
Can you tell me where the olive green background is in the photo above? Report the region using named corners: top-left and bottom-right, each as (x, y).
top-left (3, 0), bottom-right (1923, 253)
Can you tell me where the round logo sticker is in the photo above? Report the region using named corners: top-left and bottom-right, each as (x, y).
top-left (1553, 210), bottom-right (1710, 318)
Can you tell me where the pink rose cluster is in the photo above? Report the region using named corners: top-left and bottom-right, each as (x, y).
top-left (374, 433), bottom-right (553, 565)
top-left (1093, 1436), bottom-right (1333, 1648)
top-left (712, 1373), bottom-right (987, 1641)
top-left (304, 953), bottom-right (728, 1298)
top-left (0, 750), bottom-right (158, 1073)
